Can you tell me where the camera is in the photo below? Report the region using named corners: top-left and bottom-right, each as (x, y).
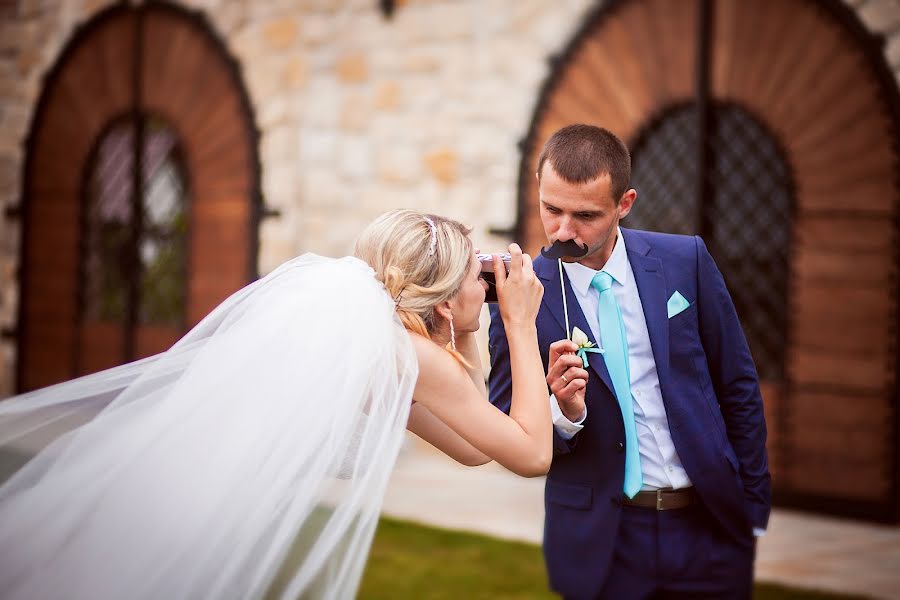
top-left (477, 253), bottom-right (511, 303)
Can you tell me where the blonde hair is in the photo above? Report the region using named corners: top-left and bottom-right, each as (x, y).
top-left (354, 209), bottom-right (473, 342)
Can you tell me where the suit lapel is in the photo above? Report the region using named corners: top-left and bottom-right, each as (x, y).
top-left (622, 229), bottom-right (670, 383)
top-left (536, 256), bottom-right (615, 396)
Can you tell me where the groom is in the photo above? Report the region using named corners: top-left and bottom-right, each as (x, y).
top-left (488, 124), bottom-right (770, 599)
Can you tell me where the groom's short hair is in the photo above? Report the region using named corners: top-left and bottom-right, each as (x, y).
top-left (537, 124), bottom-right (632, 202)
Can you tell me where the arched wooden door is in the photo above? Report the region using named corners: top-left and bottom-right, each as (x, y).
top-left (17, 3), bottom-right (262, 391)
top-left (518, 0), bottom-right (900, 520)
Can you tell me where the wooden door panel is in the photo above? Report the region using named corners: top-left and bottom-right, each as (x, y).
top-left (18, 4), bottom-right (259, 391)
top-left (519, 0), bottom-right (900, 519)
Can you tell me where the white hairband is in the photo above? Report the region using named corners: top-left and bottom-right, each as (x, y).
top-left (423, 216), bottom-right (437, 256)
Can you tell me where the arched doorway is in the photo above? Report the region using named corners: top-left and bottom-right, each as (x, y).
top-left (17, 3), bottom-right (262, 391)
top-left (517, 0), bottom-right (900, 520)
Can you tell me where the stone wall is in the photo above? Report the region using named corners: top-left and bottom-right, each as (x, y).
top-left (1, 0), bottom-right (899, 395)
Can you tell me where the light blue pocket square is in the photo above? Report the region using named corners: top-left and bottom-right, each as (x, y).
top-left (667, 291), bottom-right (691, 319)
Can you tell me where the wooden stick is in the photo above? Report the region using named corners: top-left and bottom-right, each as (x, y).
top-left (558, 259), bottom-right (570, 340)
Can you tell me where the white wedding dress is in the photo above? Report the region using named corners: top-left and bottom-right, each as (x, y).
top-left (0, 255), bottom-right (418, 600)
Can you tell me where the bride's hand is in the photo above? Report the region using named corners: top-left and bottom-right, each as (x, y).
top-left (493, 243), bottom-right (543, 328)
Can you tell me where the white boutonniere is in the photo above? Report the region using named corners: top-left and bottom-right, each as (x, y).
top-left (571, 326), bottom-right (603, 368)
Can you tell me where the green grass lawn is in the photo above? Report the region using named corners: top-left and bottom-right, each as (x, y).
top-left (359, 518), bottom-right (870, 600)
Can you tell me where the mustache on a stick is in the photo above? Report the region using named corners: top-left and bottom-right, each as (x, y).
top-left (540, 239), bottom-right (590, 260)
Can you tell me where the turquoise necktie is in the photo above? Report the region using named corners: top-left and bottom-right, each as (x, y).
top-left (591, 271), bottom-right (642, 498)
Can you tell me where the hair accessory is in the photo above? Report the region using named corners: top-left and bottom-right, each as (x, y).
top-left (423, 216), bottom-right (438, 256)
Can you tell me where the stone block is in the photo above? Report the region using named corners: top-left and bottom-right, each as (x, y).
top-left (301, 168), bottom-right (344, 208)
top-left (257, 232), bottom-right (299, 274)
top-left (257, 93), bottom-right (294, 129)
top-left (458, 124), bottom-right (505, 169)
top-left (201, 0), bottom-right (247, 36)
top-left (301, 207), bottom-right (359, 257)
top-left (528, 3), bottom-right (585, 54)
top-left (376, 143), bottom-right (419, 183)
top-left (339, 135), bottom-right (372, 180)
top-left (0, 344), bottom-right (13, 399)
top-left (413, 179), bottom-right (446, 214)
top-left (336, 53), bottom-right (369, 83)
top-left (299, 128), bottom-right (338, 164)
top-left (402, 48), bottom-right (443, 74)
top-left (357, 184), bottom-right (395, 214)
top-left (0, 155), bottom-right (18, 193)
top-left (264, 17), bottom-right (300, 50)
top-left (0, 22), bottom-right (23, 55)
top-left (282, 56), bottom-right (308, 89)
top-left (401, 77), bottom-right (444, 111)
top-left (0, 58), bottom-right (20, 98)
top-left (369, 48), bottom-right (401, 73)
top-left (261, 163), bottom-right (297, 207)
top-left (397, 3), bottom-right (472, 44)
top-left (16, 47), bottom-right (41, 76)
top-left (859, 0), bottom-right (900, 35)
top-left (445, 181), bottom-right (483, 216)
top-left (230, 23), bottom-right (266, 64)
top-left (80, 0), bottom-right (115, 19)
top-left (886, 32), bottom-right (900, 69)
top-left (339, 92), bottom-right (371, 131)
top-left (509, 0), bottom-right (562, 38)
top-left (482, 182), bottom-right (517, 233)
top-left (0, 100), bottom-right (29, 141)
top-left (245, 0), bottom-right (306, 22)
top-left (0, 220), bottom-right (19, 254)
top-left (297, 0), bottom-right (340, 13)
top-left (424, 148), bottom-right (458, 185)
top-left (301, 14), bottom-right (332, 47)
top-left (483, 37), bottom-right (546, 87)
top-left (260, 124), bottom-right (295, 165)
top-left (334, 12), bottom-right (389, 48)
top-left (302, 79), bottom-right (341, 128)
top-left (244, 56), bottom-right (289, 100)
top-left (472, 0), bottom-right (514, 36)
top-left (371, 112), bottom-right (427, 145)
top-left (374, 81), bottom-right (401, 110)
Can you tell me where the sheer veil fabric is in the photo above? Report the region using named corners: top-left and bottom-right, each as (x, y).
top-left (0, 254), bottom-right (418, 599)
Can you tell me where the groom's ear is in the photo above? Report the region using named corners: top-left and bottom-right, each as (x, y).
top-left (617, 188), bottom-right (637, 219)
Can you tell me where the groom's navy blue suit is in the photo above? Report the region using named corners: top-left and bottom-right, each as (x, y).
top-left (488, 228), bottom-right (771, 598)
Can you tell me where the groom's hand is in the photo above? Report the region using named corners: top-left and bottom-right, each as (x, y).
top-left (547, 340), bottom-right (588, 422)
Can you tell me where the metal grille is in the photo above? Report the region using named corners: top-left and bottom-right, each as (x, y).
top-left (83, 116), bottom-right (189, 332)
top-left (84, 123), bottom-right (133, 322)
top-left (709, 105), bottom-right (792, 381)
top-left (625, 104), bottom-right (699, 236)
top-left (138, 118), bottom-right (189, 326)
top-left (625, 102), bottom-right (793, 380)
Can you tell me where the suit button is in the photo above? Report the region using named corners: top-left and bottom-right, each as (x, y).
top-left (615, 442), bottom-right (624, 453)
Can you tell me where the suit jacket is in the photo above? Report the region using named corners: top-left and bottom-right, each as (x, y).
top-left (488, 228), bottom-right (771, 598)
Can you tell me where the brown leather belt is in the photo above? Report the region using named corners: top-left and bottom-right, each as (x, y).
top-left (622, 487), bottom-right (697, 511)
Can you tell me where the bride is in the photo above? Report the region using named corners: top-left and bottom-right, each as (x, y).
top-left (0, 209), bottom-right (563, 599)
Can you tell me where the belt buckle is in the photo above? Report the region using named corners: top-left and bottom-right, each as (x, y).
top-left (656, 489), bottom-right (663, 510)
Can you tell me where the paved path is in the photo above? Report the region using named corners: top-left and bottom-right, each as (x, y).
top-left (382, 439), bottom-right (900, 600)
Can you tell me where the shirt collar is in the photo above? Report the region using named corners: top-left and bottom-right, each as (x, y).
top-left (562, 227), bottom-right (629, 296)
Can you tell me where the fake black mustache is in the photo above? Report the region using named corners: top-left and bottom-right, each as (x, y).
top-left (540, 239), bottom-right (590, 260)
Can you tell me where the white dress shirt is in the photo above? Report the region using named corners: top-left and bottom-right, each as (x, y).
top-left (550, 229), bottom-right (692, 491)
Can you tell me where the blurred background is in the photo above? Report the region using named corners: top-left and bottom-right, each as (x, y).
top-left (0, 0), bottom-right (899, 595)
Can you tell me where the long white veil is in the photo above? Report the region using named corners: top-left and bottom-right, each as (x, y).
top-left (0, 254), bottom-right (418, 600)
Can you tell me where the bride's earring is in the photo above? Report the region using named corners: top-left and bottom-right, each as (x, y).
top-left (449, 313), bottom-right (457, 352)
